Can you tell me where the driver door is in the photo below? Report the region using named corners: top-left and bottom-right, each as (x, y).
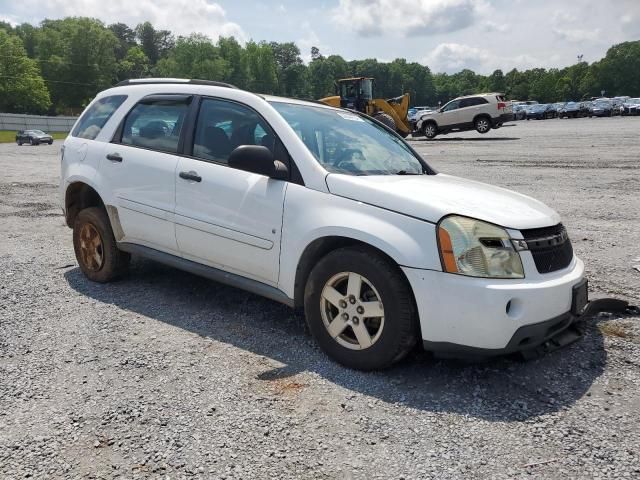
top-left (174, 97), bottom-right (288, 285)
top-left (438, 99), bottom-right (461, 127)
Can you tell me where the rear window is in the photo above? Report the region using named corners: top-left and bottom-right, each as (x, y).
top-left (72, 95), bottom-right (127, 140)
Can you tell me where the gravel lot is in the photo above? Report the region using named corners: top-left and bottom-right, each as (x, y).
top-left (1, 117), bottom-right (639, 479)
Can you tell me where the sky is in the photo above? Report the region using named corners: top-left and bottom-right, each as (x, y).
top-left (1, 0), bottom-right (639, 73)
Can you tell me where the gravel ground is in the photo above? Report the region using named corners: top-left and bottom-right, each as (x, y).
top-left (1, 117), bottom-right (639, 479)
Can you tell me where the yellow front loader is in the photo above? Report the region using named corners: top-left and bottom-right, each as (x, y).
top-left (319, 77), bottom-right (412, 137)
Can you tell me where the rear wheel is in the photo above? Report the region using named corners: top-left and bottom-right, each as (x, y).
top-left (304, 247), bottom-right (418, 370)
top-left (73, 207), bottom-right (130, 283)
top-left (17, 140), bottom-right (22, 146)
top-left (474, 116), bottom-right (491, 133)
top-left (423, 121), bottom-right (438, 139)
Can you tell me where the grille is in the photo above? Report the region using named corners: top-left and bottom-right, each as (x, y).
top-left (520, 224), bottom-right (574, 274)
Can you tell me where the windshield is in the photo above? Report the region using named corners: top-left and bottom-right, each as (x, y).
top-left (30, 130), bottom-right (46, 135)
top-left (270, 101), bottom-right (426, 176)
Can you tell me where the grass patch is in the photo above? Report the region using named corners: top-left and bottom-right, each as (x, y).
top-left (599, 322), bottom-right (632, 339)
top-left (0, 130), bottom-right (68, 143)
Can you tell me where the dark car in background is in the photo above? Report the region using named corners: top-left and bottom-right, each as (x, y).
top-left (559, 102), bottom-right (580, 118)
top-left (526, 103), bottom-right (556, 120)
top-left (578, 101), bottom-right (594, 117)
top-left (16, 130), bottom-right (54, 145)
top-left (592, 99), bottom-right (613, 117)
top-left (512, 103), bottom-right (528, 120)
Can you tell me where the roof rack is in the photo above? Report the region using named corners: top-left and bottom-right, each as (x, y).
top-left (114, 78), bottom-right (238, 89)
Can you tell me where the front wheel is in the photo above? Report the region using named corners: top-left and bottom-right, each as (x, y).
top-left (304, 247), bottom-right (418, 370)
top-left (73, 207), bottom-right (130, 283)
top-left (474, 116), bottom-right (491, 133)
top-left (423, 121), bottom-right (438, 139)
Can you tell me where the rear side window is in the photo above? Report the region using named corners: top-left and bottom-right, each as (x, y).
top-left (460, 97), bottom-right (488, 107)
top-left (121, 96), bottom-right (191, 154)
top-left (72, 95), bottom-right (127, 140)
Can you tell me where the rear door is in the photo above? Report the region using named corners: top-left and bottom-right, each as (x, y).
top-left (174, 97), bottom-right (288, 285)
top-left (458, 97), bottom-right (487, 124)
top-left (100, 94), bottom-right (192, 254)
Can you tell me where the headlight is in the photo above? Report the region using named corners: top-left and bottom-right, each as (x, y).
top-left (437, 216), bottom-right (524, 279)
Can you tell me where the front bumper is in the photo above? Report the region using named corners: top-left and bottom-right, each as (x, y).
top-left (402, 256), bottom-right (586, 354)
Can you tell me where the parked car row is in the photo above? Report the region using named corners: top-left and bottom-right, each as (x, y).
top-left (511, 97), bottom-right (640, 121)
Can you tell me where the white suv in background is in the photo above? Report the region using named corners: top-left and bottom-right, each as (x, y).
top-left (415, 93), bottom-right (513, 139)
top-left (61, 79), bottom-right (587, 370)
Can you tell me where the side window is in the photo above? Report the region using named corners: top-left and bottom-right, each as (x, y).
top-left (459, 98), bottom-right (472, 108)
top-left (72, 95), bottom-right (127, 140)
top-left (121, 97), bottom-right (190, 154)
top-left (442, 100), bottom-right (460, 112)
top-left (192, 98), bottom-right (280, 165)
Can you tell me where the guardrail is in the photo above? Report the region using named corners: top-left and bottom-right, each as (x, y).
top-left (0, 113), bottom-right (78, 132)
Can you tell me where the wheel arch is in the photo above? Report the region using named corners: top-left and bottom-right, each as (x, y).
top-left (473, 112), bottom-right (492, 124)
top-left (64, 181), bottom-right (105, 228)
top-left (292, 235), bottom-right (417, 312)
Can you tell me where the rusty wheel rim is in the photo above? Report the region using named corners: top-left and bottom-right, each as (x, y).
top-left (79, 223), bottom-right (104, 272)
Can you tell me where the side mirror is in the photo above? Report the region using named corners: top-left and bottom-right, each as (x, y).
top-left (228, 145), bottom-right (288, 180)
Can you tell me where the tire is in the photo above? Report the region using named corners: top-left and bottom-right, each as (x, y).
top-left (422, 121), bottom-right (438, 139)
top-left (29, 138), bottom-right (33, 145)
top-left (73, 207), bottom-right (130, 283)
top-left (17, 140), bottom-right (22, 146)
top-left (474, 116), bottom-right (491, 133)
top-left (373, 112), bottom-right (396, 132)
top-left (304, 247), bottom-right (418, 370)
top-left (48, 140), bottom-right (53, 145)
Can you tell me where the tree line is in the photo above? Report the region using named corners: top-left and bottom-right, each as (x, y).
top-left (0, 17), bottom-right (638, 115)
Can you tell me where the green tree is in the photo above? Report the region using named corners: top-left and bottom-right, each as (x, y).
top-left (245, 41), bottom-right (278, 93)
top-left (34, 18), bottom-right (118, 112)
top-left (117, 46), bottom-right (150, 81)
top-left (156, 34), bottom-right (228, 80)
top-left (0, 30), bottom-right (51, 113)
top-left (218, 36), bottom-right (249, 88)
top-left (135, 21), bottom-right (174, 66)
top-left (109, 23), bottom-right (137, 61)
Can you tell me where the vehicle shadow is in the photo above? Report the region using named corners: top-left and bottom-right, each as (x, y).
top-left (413, 137), bottom-right (521, 142)
top-left (65, 258), bottom-right (606, 422)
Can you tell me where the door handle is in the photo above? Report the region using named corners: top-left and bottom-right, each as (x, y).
top-left (179, 171), bottom-right (202, 182)
top-left (106, 153), bottom-right (123, 162)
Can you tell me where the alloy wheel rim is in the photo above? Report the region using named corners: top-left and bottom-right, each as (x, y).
top-left (320, 272), bottom-right (385, 350)
top-left (79, 223), bottom-right (104, 272)
top-left (478, 120), bottom-right (489, 132)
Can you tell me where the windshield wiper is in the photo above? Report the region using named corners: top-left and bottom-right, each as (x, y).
top-left (394, 170), bottom-right (422, 175)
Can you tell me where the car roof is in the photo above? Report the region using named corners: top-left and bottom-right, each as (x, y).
top-left (97, 79), bottom-right (337, 112)
top-left (454, 92), bottom-right (504, 100)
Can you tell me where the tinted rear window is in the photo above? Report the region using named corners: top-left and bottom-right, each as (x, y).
top-left (72, 95), bottom-right (127, 140)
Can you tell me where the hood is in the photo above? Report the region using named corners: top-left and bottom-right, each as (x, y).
top-left (326, 173), bottom-right (561, 230)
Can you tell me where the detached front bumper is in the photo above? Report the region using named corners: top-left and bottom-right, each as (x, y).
top-left (402, 257), bottom-right (586, 357)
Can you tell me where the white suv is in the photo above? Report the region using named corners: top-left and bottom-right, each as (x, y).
top-left (61, 79), bottom-right (587, 370)
top-left (415, 93), bottom-right (513, 139)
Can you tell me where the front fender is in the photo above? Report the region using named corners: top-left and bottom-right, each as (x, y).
top-left (278, 184), bottom-right (441, 298)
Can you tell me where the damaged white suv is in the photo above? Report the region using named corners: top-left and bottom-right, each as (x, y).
top-left (61, 79), bottom-right (587, 370)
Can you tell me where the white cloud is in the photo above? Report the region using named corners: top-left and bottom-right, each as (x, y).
top-left (332, 0), bottom-right (479, 37)
top-left (14, 0), bottom-right (246, 42)
top-left (553, 27), bottom-right (601, 43)
top-left (424, 42), bottom-right (542, 73)
top-left (297, 22), bottom-right (328, 64)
